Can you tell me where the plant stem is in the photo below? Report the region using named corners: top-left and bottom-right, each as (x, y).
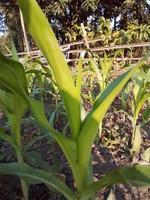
top-left (14, 125), bottom-right (28, 200)
top-left (17, 152), bottom-right (29, 200)
top-left (131, 118), bottom-right (137, 146)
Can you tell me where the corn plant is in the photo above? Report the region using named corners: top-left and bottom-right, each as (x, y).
top-left (87, 52), bottom-right (113, 137)
top-left (0, 41), bottom-right (29, 199)
top-left (121, 67), bottom-right (150, 155)
top-left (90, 53), bottom-right (113, 92)
top-left (131, 69), bottom-right (150, 154)
top-left (0, 1), bottom-right (150, 200)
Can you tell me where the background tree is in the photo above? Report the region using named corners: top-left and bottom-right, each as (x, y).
top-left (0, 0), bottom-right (150, 50)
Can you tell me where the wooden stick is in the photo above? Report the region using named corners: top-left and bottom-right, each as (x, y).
top-left (81, 23), bottom-right (89, 49)
top-left (19, 9), bottom-right (30, 56)
top-left (67, 42), bottom-right (150, 54)
top-left (5, 43), bottom-right (150, 58)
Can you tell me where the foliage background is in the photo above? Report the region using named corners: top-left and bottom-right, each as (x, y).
top-left (0, 0), bottom-right (150, 53)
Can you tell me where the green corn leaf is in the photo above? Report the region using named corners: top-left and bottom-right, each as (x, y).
top-left (0, 163), bottom-right (76, 200)
top-left (49, 109), bottom-right (57, 126)
top-left (135, 69), bottom-right (150, 83)
top-left (0, 53), bottom-right (28, 146)
top-left (48, 103), bottom-right (63, 126)
top-left (17, 0), bottom-right (81, 139)
top-left (27, 97), bottom-right (58, 135)
top-left (77, 54), bottom-right (150, 169)
top-left (100, 53), bottom-right (113, 81)
top-left (0, 128), bottom-right (20, 154)
top-left (11, 38), bottom-right (19, 61)
top-left (23, 134), bottom-right (49, 153)
top-left (121, 82), bottom-right (132, 110)
top-left (27, 97), bottom-right (78, 165)
top-left (80, 165), bottom-right (150, 200)
top-left (134, 93), bottom-right (150, 123)
top-left (0, 90), bottom-right (28, 146)
top-left (89, 58), bottom-right (105, 93)
top-left (89, 59), bottom-right (102, 84)
top-left (0, 90), bottom-right (28, 124)
top-left (28, 96), bottom-right (86, 192)
top-left (24, 151), bottom-right (51, 171)
top-left (133, 77), bottom-right (145, 104)
top-left (0, 51), bottom-right (81, 188)
top-left (27, 97), bottom-right (76, 157)
top-left (0, 52), bottom-right (28, 97)
top-left (142, 106), bottom-right (150, 122)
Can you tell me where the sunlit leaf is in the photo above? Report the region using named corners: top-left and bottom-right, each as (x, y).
top-left (141, 148), bottom-right (150, 164)
top-left (17, 0), bottom-right (81, 139)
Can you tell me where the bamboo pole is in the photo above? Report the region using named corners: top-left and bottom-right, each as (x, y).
top-left (81, 23), bottom-right (90, 49)
top-left (19, 9), bottom-right (30, 56)
top-left (5, 43), bottom-right (150, 60)
top-left (67, 42), bottom-right (150, 54)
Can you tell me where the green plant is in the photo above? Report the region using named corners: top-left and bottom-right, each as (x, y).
top-left (0, 0), bottom-right (150, 199)
top-left (131, 68), bottom-right (150, 154)
top-left (0, 41), bottom-right (29, 199)
top-left (121, 67), bottom-right (150, 155)
top-left (88, 52), bottom-right (113, 137)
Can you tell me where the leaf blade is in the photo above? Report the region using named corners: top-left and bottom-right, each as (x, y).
top-left (0, 163), bottom-right (76, 200)
top-left (0, 128), bottom-right (20, 154)
top-left (81, 165), bottom-right (150, 200)
top-left (17, 0), bottom-right (81, 138)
